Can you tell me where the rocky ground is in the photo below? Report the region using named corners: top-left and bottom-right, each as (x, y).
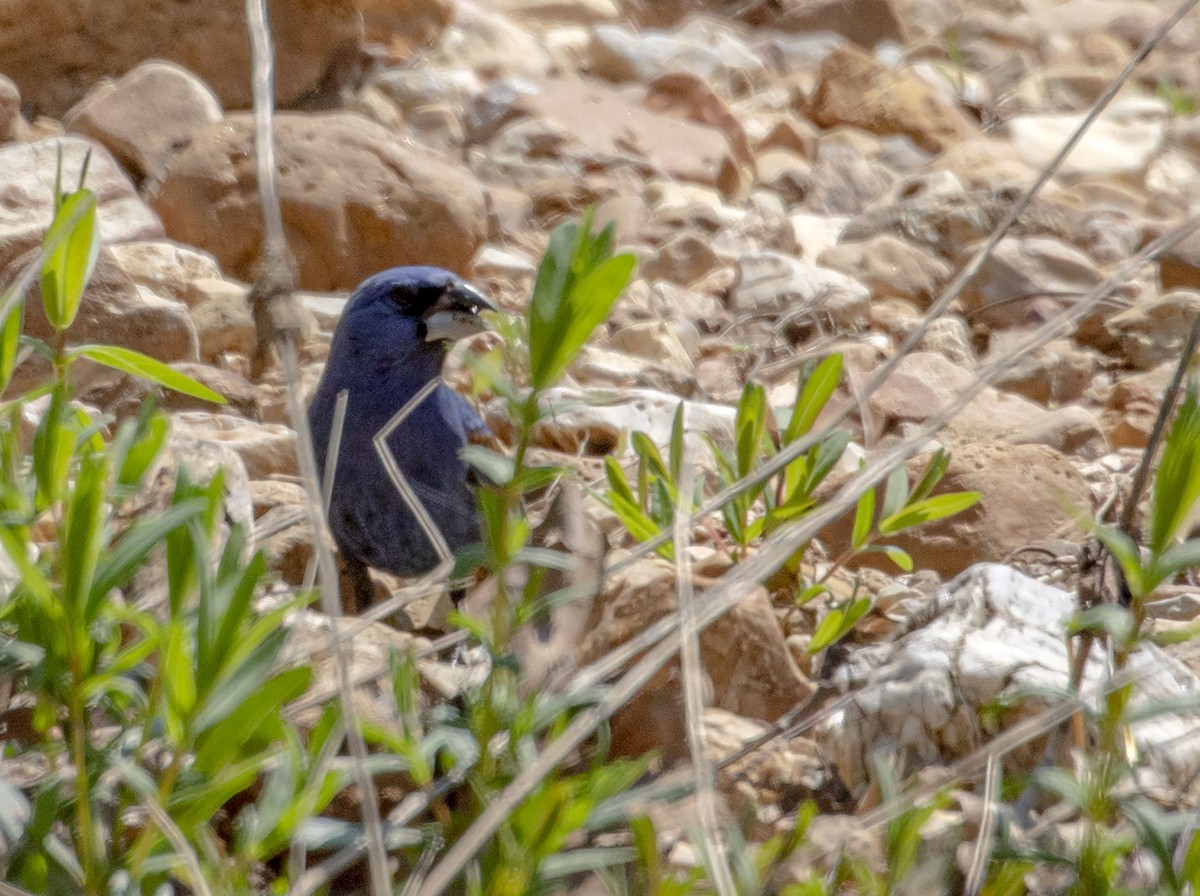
top-left (5, 0), bottom-right (1200, 886)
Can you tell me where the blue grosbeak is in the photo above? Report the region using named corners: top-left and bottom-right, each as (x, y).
top-left (307, 266), bottom-right (494, 613)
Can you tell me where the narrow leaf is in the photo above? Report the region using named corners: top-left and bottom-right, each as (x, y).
top-left (74, 345), bottom-right (226, 402)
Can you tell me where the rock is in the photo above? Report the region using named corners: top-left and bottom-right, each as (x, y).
top-left (577, 556), bottom-right (814, 759)
top-left (788, 212), bottom-right (849, 260)
top-left (603, 320), bottom-right (694, 374)
top-left (821, 564), bottom-right (1200, 790)
top-left (359, 0), bottom-right (454, 46)
top-left (492, 0), bottom-right (620, 25)
top-left (741, 0), bottom-right (906, 47)
top-left (150, 112), bottom-right (487, 290)
top-left (871, 301), bottom-right (974, 365)
top-left (0, 74), bottom-right (27, 142)
top-left (730, 251), bottom-right (870, 330)
top-left (989, 335), bottom-right (1098, 406)
top-left (958, 236), bottom-right (1103, 330)
top-left (818, 234), bottom-right (951, 308)
top-left (63, 61), bottom-right (222, 184)
top-left (806, 45), bottom-right (976, 154)
top-left (477, 75), bottom-right (741, 194)
top-left (0, 0), bottom-right (362, 116)
top-left (755, 147), bottom-right (812, 204)
top-left (1005, 97), bottom-right (1168, 182)
top-left (1104, 290), bottom-right (1200, 371)
top-left (107, 241), bottom-right (224, 306)
top-left (832, 443), bottom-right (1091, 580)
top-left (172, 412), bottom-right (297, 480)
top-left (640, 232), bottom-right (723, 285)
top-left (868, 352), bottom-right (1104, 455)
top-left (80, 361), bottom-right (259, 422)
top-left (1102, 364), bottom-right (1173, 449)
top-left (11, 248), bottom-right (198, 393)
top-left (0, 137), bottom-right (163, 277)
top-left (186, 278), bottom-right (256, 362)
top-left (431, 6), bottom-right (555, 77)
top-left (586, 21), bottom-right (765, 94)
top-left (802, 142), bottom-right (896, 216)
top-left (507, 387), bottom-right (737, 459)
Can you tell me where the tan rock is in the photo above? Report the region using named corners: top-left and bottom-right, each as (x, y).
top-left (822, 442), bottom-right (1092, 578)
top-left (869, 352), bottom-right (1104, 455)
top-left (0, 137), bottom-right (163, 277)
top-left (604, 319), bottom-right (694, 374)
top-left (503, 75), bottom-right (741, 194)
top-left (150, 112), bottom-right (487, 290)
top-left (807, 46), bottom-right (975, 154)
top-left (1106, 291), bottom-right (1200, 371)
top-left (187, 278), bottom-right (256, 362)
top-left (0, 0), bottom-right (362, 116)
top-left (989, 336), bottom-right (1098, 406)
top-left (12, 249), bottom-right (198, 394)
top-left (640, 232), bottom-right (723, 286)
top-left (0, 74), bottom-right (27, 141)
top-left (958, 236), bottom-right (1103, 330)
top-left (359, 0), bottom-right (453, 46)
top-left (1103, 364), bottom-right (1173, 449)
top-left (108, 241), bottom-right (224, 306)
top-left (64, 61), bottom-right (222, 183)
top-left (741, 0), bottom-right (906, 47)
top-left (173, 412), bottom-right (297, 480)
top-left (818, 234), bottom-right (951, 308)
top-left (578, 557), bottom-right (814, 759)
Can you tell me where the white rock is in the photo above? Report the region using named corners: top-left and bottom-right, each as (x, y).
top-left (821, 564), bottom-right (1200, 789)
top-left (1005, 97), bottom-right (1168, 181)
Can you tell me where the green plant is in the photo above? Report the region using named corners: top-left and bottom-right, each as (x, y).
top-left (0, 158), bottom-right (342, 894)
top-left (600, 352), bottom-right (980, 651)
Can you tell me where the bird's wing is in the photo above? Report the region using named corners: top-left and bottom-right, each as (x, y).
top-left (441, 386), bottom-right (491, 443)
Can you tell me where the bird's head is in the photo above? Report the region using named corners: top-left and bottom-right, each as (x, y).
top-left (348, 265), bottom-right (496, 345)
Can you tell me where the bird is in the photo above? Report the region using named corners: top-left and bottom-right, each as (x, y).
top-left (307, 266), bottom-right (495, 614)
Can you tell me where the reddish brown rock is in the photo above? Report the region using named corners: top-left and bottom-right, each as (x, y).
top-left (578, 557), bottom-right (813, 760)
top-left (150, 112), bottom-right (487, 290)
top-left (823, 442), bottom-right (1092, 578)
top-left (0, 0), bottom-right (363, 116)
top-left (806, 46), bottom-right (976, 154)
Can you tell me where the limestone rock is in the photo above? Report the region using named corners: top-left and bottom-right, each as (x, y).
top-left (730, 251), bottom-right (870, 330)
top-left (821, 564), bottom-right (1200, 789)
top-left (150, 112), bottom-right (487, 290)
top-left (0, 137), bottom-right (162, 277)
top-left (1106, 291), bottom-right (1200, 371)
top-left (172, 412), bottom-right (297, 481)
top-left (64, 61), bottom-right (222, 184)
top-left (818, 234), bottom-right (951, 308)
top-left (107, 241), bottom-right (224, 306)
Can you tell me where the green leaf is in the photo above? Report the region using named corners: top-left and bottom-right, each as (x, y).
top-left (880, 463), bottom-right (909, 522)
top-left (192, 628), bottom-right (289, 735)
top-left (784, 352), bottom-right (842, 443)
top-left (909, 449), bottom-right (950, 503)
top-left (809, 596), bottom-right (872, 652)
top-left (0, 293), bottom-right (22, 395)
top-left (1092, 524), bottom-right (1145, 597)
top-left (669, 401), bottom-right (684, 483)
top-left (851, 485), bottom-right (874, 551)
top-left (879, 491), bottom-right (980, 535)
top-left (72, 344), bottom-right (225, 402)
top-left (526, 214), bottom-right (635, 391)
top-left (31, 385), bottom-right (75, 508)
top-left (735, 382), bottom-right (767, 478)
top-left (60, 448), bottom-right (108, 624)
top-left (40, 189), bottom-right (99, 331)
top-left (460, 443), bottom-right (514, 486)
top-left (193, 666), bottom-right (311, 776)
top-left (1150, 381), bottom-right (1200, 555)
top-left (878, 544), bottom-right (913, 572)
top-left (802, 428), bottom-right (852, 494)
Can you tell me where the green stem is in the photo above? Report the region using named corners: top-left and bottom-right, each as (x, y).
top-left (68, 655), bottom-right (101, 894)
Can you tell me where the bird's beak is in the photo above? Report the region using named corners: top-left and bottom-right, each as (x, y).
top-left (423, 281), bottom-right (496, 342)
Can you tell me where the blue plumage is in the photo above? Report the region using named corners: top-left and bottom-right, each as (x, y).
top-left (307, 266), bottom-right (494, 612)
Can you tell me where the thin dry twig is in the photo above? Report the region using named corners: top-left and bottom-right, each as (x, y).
top-left (673, 460), bottom-right (736, 896)
top-left (239, 2), bottom-right (390, 892)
